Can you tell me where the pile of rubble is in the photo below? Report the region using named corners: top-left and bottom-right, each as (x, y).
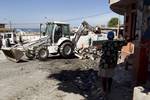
top-left (75, 46), bottom-right (101, 60)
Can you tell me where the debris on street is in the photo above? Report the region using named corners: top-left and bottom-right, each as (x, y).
top-left (0, 51), bottom-right (134, 100)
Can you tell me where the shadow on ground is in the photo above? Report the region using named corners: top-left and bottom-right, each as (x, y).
top-left (18, 59), bottom-right (29, 63)
top-left (47, 69), bottom-right (102, 100)
top-left (48, 55), bottom-right (77, 59)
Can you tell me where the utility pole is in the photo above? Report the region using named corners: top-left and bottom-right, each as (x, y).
top-left (9, 21), bottom-right (12, 30)
top-left (117, 17), bottom-right (120, 39)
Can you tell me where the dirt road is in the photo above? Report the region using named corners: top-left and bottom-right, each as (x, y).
top-left (0, 51), bottom-right (133, 100)
top-left (0, 50), bottom-right (98, 100)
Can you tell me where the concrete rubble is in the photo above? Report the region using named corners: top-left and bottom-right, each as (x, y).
top-left (75, 47), bottom-right (101, 60)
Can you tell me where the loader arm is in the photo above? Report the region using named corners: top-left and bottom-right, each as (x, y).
top-left (2, 36), bottom-right (50, 62)
top-left (23, 36), bottom-right (50, 50)
top-left (72, 21), bottom-right (95, 46)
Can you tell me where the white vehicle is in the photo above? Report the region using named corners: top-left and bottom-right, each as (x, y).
top-left (1, 32), bottom-right (17, 47)
top-left (2, 21), bottom-right (95, 62)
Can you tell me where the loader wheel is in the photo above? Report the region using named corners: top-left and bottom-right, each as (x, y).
top-left (38, 48), bottom-right (49, 61)
top-left (59, 42), bottom-right (74, 58)
top-left (25, 50), bottom-right (35, 60)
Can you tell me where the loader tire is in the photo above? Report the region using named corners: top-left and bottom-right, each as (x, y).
top-left (38, 48), bottom-right (49, 61)
top-left (59, 42), bottom-right (74, 58)
top-left (25, 50), bottom-right (35, 60)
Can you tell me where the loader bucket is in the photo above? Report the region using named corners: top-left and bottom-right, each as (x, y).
top-left (2, 48), bottom-right (24, 63)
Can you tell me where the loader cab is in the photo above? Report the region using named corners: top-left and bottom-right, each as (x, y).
top-left (41, 22), bottom-right (70, 43)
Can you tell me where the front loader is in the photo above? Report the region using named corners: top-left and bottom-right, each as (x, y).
top-left (2, 21), bottom-right (91, 62)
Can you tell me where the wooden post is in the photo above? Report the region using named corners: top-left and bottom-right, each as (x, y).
top-left (117, 17), bottom-right (120, 39)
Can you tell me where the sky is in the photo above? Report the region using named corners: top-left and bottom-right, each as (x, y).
top-left (0, 0), bottom-right (123, 28)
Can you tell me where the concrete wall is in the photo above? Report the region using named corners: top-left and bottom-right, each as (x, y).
top-left (19, 35), bottom-right (40, 42)
top-left (133, 86), bottom-right (150, 100)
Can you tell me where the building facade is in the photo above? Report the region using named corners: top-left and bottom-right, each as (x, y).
top-left (109, 0), bottom-right (150, 84)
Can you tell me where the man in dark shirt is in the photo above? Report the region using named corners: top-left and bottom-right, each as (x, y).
top-left (99, 31), bottom-right (125, 96)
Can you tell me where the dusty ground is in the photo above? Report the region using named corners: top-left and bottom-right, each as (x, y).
top-left (0, 50), bottom-right (133, 100)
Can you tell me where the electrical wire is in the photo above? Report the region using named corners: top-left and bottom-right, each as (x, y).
top-left (62, 11), bottom-right (113, 22)
top-left (4, 11), bottom-right (113, 26)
